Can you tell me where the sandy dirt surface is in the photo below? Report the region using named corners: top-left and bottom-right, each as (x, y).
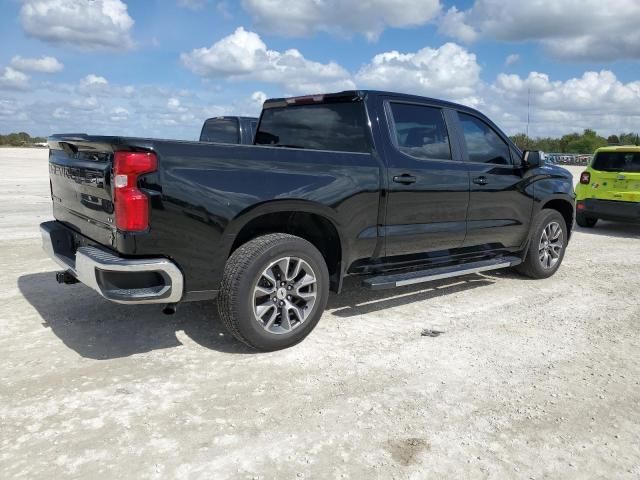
top-left (1, 148), bottom-right (639, 479)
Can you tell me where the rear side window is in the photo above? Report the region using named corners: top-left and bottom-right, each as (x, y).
top-left (200, 118), bottom-right (239, 143)
top-left (389, 103), bottom-right (452, 160)
top-left (459, 113), bottom-right (511, 165)
top-left (255, 102), bottom-right (370, 153)
top-left (592, 151), bottom-right (640, 172)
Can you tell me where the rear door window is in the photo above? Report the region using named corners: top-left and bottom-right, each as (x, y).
top-left (255, 102), bottom-right (370, 153)
top-left (388, 103), bottom-right (452, 160)
top-left (200, 118), bottom-right (239, 143)
top-left (592, 152), bottom-right (640, 172)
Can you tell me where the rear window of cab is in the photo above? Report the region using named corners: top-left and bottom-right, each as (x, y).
top-left (255, 102), bottom-right (370, 153)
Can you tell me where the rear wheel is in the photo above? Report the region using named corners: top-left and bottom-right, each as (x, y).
top-left (516, 209), bottom-right (567, 279)
top-left (218, 233), bottom-right (329, 351)
top-left (576, 213), bottom-right (598, 228)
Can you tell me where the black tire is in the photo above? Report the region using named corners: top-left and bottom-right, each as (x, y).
top-left (218, 233), bottom-right (329, 351)
top-left (516, 209), bottom-right (568, 279)
top-left (576, 213), bottom-right (598, 228)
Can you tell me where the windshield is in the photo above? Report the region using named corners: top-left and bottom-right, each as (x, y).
top-left (255, 102), bottom-right (370, 153)
top-left (592, 151), bottom-right (640, 172)
top-left (200, 118), bottom-right (239, 143)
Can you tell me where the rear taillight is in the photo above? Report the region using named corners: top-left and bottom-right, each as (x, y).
top-left (579, 171), bottom-right (591, 184)
top-left (113, 151), bottom-right (157, 232)
top-left (576, 201), bottom-right (585, 211)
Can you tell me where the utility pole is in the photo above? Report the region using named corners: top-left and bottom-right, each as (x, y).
top-left (526, 87), bottom-right (531, 140)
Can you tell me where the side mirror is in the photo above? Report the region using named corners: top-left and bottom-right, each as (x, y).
top-left (523, 150), bottom-right (545, 168)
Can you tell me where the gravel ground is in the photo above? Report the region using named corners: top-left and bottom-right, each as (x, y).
top-left (1, 147), bottom-right (639, 479)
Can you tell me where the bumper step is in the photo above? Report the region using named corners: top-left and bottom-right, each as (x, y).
top-left (41, 221), bottom-right (183, 304)
top-left (362, 256), bottom-right (521, 290)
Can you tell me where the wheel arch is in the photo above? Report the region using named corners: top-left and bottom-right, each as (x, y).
top-left (539, 197), bottom-right (575, 239)
top-left (224, 201), bottom-right (345, 292)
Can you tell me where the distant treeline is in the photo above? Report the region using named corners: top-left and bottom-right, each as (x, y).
top-left (510, 129), bottom-right (640, 154)
top-left (0, 132), bottom-right (47, 146)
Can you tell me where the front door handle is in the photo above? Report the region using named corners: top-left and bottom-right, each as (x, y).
top-left (393, 174), bottom-right (417, 185)
top-left (472, 176), bottom-right (488, 186)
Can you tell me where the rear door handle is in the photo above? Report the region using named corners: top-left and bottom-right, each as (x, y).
top-left (472, 176), bottom-right (488, 186)
top-left (393, 174), bottom-right (417, 185)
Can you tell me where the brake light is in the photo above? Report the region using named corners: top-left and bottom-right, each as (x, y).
top-left (113, 151), bottom-right (157, 231)
top-left (285, 94), bottom-right (324, 105)
top-left (576, 201), bottom-right (585, 211)
top-left (579, 171), bottom-right (591, 184)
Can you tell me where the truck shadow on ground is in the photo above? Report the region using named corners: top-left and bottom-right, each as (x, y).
top-left (19, 271), bottom-right (494, 360)
top-left (573, 221), bottom-right (640, 239)
top-left (327, 275), bottom-right (493, 317)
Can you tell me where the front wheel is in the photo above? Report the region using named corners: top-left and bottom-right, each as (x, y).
top-left (218, 233), bottom-right (329, 351)
top-left (516, 210), bottom-right (568, 279)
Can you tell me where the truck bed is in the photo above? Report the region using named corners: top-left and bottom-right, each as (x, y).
top-left (47, 134), bottom-right (382, 296)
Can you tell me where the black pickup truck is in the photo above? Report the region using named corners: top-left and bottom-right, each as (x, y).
top-left (199, 116), bottom-right (258, 144)
top-left (41, 90), bottom-right (575, 351)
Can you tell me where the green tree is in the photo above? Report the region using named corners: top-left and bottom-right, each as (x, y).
top-left (619, 132), bottom-right (640, 145)
top-left (565, 129), bottom-right (607, 154)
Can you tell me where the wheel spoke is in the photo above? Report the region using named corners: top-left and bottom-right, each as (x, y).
top-left (288, 258), bottom-right (302, 281)
top-left (264, 307), bottom-right (278, 330)
top-left (280, 306), bottom-right (292, 331)
top-left (254, 284), bottom-right (274, 297)
top-left (295, 273), bottom-right (316, 289)
top-left (256, 303), bottom-right (274, 319)
top-left (263, 268), bottom-right (277, 286)
top-left (276, 257), bottom-right (291, 281)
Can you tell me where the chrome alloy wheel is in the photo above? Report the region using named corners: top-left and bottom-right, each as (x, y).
top-left (252, 256), bottom-right (318, 334)
top-left (538, 221), bottom-right (564, 269)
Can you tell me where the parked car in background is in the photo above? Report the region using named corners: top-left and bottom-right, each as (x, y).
top-left (575, 146), bottom-right (640, 227)
top-left (199, 116), bottom-right (258, 144)
top-left (41, 90), bottom-right (575, 351)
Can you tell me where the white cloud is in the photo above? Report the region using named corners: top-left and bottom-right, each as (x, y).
top-left (110, 106), bottom-right (129, 121)
top-left (10, 55), bottom-right (63, 73)
top-left (0, 67), bottom-right (30, 90)
top-left (439, 0), bottom-right (640, 61)
top-left (486, 70), bottom-right (640, 136)
top-left (20, 0), bottom-right (134, 51)
top-left (355, 43), bottom-right (481, 103)
top-left (77, 74), bottom-right (110, 96)
top-left (250, 91), bottom-right (267, 107)
top-left (80, 74), bottom-right (108, 87)
top-left (438, 7), bottom-right (477, 43)
top-left (492, 70), bottom-right (640, 115)
top-left (181, 27), bottom-right (355, 93)
top-left (504, 54), bottom-right (520, 66)
top-left (52, 107), bottom-right (70, 119)
top-left (241, 0), bottom-right (441, 40)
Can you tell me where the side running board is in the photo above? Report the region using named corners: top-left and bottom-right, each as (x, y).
top-left (362, 256), bottom-right (522, 290)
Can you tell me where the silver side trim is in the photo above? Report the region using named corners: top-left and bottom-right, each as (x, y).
top-left (40, 224), bottom-right (184, 304)
top-left (395, 261), bottom-right (513, 287)
top-left (362, 256), bottom-right (522, 290)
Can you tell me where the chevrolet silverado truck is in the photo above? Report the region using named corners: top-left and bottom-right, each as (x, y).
top-left (41, 90), bottom-right (575, 351)
top-left (199, 116), bottom-right (258, 144)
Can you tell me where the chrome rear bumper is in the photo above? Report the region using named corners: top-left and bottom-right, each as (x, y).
top-left (40, 221), bottom-right (183, 304)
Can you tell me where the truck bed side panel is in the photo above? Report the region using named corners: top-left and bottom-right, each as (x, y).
top-left (125, 140), bottom-right (382, 293)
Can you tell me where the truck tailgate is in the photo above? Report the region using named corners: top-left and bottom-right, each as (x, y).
top-left (48, 135), bottom-right (117, 246)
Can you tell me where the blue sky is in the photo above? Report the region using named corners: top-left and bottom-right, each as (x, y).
top-left (1, 0), bottom-right (639, 139)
